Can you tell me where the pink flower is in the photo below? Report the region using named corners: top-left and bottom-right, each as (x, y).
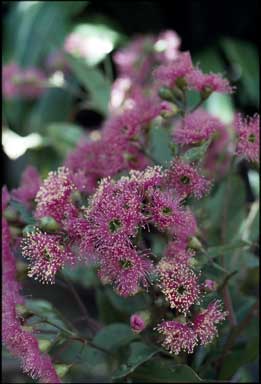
top-left (130, 314), bottom-right (146, 333)
top-left (98, 244), bottom-right (153, 296)
top-left (166, 159), bottom-right (211, 199)
top-left (235, 113), bottom-right (260, 163)
top-left (173, 109), bottom-right (225, 145)
top-left (193, 300), bottom-right (227, 345)
top-left (154, 30), bottom-right (181, 62)
top-left (2, 187), bottom-right (60, 383)
top-left (153, 52), bottom-right (193, 88)
top-left (12, 166), bottom-right (41, 208)
top-left (2, 63), bottom-right (46, 99)
top-left (147, 189), bottom-right (190, 233)
top-left (202, 279), bottom-right (217, 292)
top-left (187, 69), bottom-right (234, 94)
top-left (35, 167), bottom-right (77, 224)
top-left (21, 229), bottom-right (75, 284)
top-left (165, 240), bottom-right (195, 265)
top-left (157, 259), bottom-right (200, 315)
top-left (155, 320), bottom-right (197, 354)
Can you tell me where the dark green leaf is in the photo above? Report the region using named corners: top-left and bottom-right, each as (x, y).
top-left (67, 55), bottom-right (111, 115)
top-left (9, 199), bottom-right (35, 224)
top-left (113, 342), bottom-right (159, 379)
top-left (93, 323), bottom-right (137, 352)
top-left (46, 123), bottom-right (85, 157)
top-left (105, 287), bottom-right (151, 315)
top-left (149, 124), bottom-right (172, 166)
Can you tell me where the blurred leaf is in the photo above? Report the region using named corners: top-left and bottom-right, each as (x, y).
top-left (93, 323), bottom-right (137, 352)
top-left (194, 48), bottom-right (226, 73)
top-left (67, 55), bottom-right (111, 115)
top-left (62, 265), bottom-right (99, 288)
top-left (112, 342), bottom-right (159, 379)
top-left (69, 22), bottom-right (122, 66)
top-left (105, 287), bottom-right (151, 315)
top-left (9, 199), bottom-right (35, 224)
top-left (220, 38), bottom-right (259, 106)
top-left (46, 123), bottom-right (85, 157)
top-left (96, 288), bottom-right (124, 324)
top-left (181, 139), bottom-right (211, 163)
top-left (28, 87), bottom-right (73, 133)
top-left (131, 359), bottom-right (204, 382)
top-left (5, 1), bottom-right (87, 67)
top-left (218, 338), bottom-right (259, 380)
top-left (206, 93), bottom-right (234, 124)
top-left (149, 124), bottom-right (172, 166)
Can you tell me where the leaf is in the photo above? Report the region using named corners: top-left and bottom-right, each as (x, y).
top-left (181, 139), bottom-right (211, 163)
top-left (28, 87), bottom-right (73, 134)
top-left (218, 338), bottom-right (259, 380)
top-left (220, 38), bottom-right (259, 106)
top-left (149, 124), bottom-right (172, 166)
top-left (194, 48), bottom-right (226, 73)
top-left (46, 123), bottom-right (85, 157)
top-left (93, 323), bottom-right (137, 352)
top-left (105, 287), bottom-right (151, 315)
top-left (205, 93), bottom-right (234, 124)
top-left (62, 265), bottom-right (99, 288)
top-left (9, 199), bottom-right (35, 224)
top-left (130, 359), bottom-right (204, 382)
top-left (113, 342), bottom-right (159, 379)
top-left (66, 55), bottom-right (111, 115)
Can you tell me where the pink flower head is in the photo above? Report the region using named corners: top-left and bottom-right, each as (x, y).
top-left (98, 244), bottom-right (153, 296)
top-left (130, 313), bottom-right (146, 333)
top-left (154, 30), bottom-right (181, 62)
top-left (202, 279), bottom-right (217, 292)
top-left (173, 109), bottom-right (225, 145)
top-left (129, 166), bottom-right (164, 191)
top-left (2, 63), bottom-right (46, 99)
top-left (147, 189), bottom-right (189, 233)
top-left (35, 167), bottom-right (77, 224)
top-left (155, 320), bottom-right (197, 354)
top-left (193, 300), bottom-right (227, 345)
top-left (187, 69), bottom-right (234, 94)
top-left (165, 240), bottom-right (195, 265)
top-left (12, 166), bottom-right (41, 208)
top-left (157, 259), bottom-right (200, 315)
top-left (81, 177), bottom-right (144, 253)
top-left (166, 159), bottom-right (211, 199)
top-left (22, 229), bottom-right (75, 284)
top-left (235, 113), bottom-right (260, 163)
top-left (153, 52), bottom-right (193, 88)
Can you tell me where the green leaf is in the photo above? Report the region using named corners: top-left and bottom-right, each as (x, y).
top-left (181, 139), bottom-right (211, 163)
top-left (67, 55), bottom-right (111, 115)
top-left (46, 123), bottom-right (85, 157)
top-left (220, 38), bottom-right (259, 106)
top-left (62, 265), bottom-right (99, 288)
top-left (149, 124), bottom-right (172, 166)
top-left (205, 93), bottom-right (234, 124)
top-left (9, 199), bottom-right (35, 224)
top-left (28, 87), bottom-right (73, 134)
top-left (194, 48), bottom-right (226, 73)
top-left (105, 287), bottom-right (151, 315)
top-left (93, 323), bottom-right (137, 352)
top-left (113, 342), bottom-right (159, 379)
top-left (130, 359), bottom-right (204, 382)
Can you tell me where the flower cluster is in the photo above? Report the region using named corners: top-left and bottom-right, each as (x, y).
top-left (235, 113), bottom-right (260, 163)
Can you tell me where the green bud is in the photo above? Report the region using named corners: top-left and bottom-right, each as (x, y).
top-left (10, 226), bottom-right (22, 237)
top-left (158, 86), bottom-right (175, 102)
top-left (54, 363), bottom-right (72, 378)
top-left (39, 216), bottom-right (60, 232)
top-left (188, 236), bottom-right (203, 251)
top-left (137, 310), bottom-right (151, 326)
top-left (188, 257), bottom-right (199, 268)
top-left (38, 339), bottom-right (52, 353)
top-left (4, 206), bottom-right (18, 222)
top-left (22, 225), bottom-right (37, 236)
top-left (175, 77), bottom-right (187, 90)
top-left (201, 86), bottom-right (213, 100)
top-left (16, 304), bottom-right (30, 316)
top-left (71, 190), bottom-right (82, 205)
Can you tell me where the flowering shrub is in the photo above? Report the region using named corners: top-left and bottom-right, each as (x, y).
top-left (2, 10), bottom-right (259, 383)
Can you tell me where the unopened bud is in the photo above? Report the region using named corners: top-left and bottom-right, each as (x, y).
top-left (23, 225), bottom-right (36, 236)
top-left (39, 216), bottom-right (60, 232)
top-left (4, 206), bottom-right (18, 222)
top-left (188, 236), bottom-right (203, 251)
top-left (130, 313), bottom-right (146, 333)
top-left (38, 339), bottom-right (52, 353)
top-left (55, 363), bottom-right (72, 378)
top-left (158, 86), bottom-right (175, 102)
top-left (203, 279), bottom-right (217, 292)
top-left (160, 101), bottom-right (180, 118)
top-left (201, 86), bottom-right (213, 100)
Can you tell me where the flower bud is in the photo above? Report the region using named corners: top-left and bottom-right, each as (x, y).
top-left (160, 101), bottom-right (180, 118)
top-left (4, 206), bottom-right (18, 222)
top-left (23, 225), bottom-right (37, 236)
top-left (38, 339), bottom-right (52, 353)
top-left (203, 279), bottom-right (217, 292)
top-left (130, 313), bottom-right (146, 333)
top-left (54, 363), bottom-right (72, 378)
top-left (39, 216), bottom-right (60, 232)
top-left (201, 86), bottom-right (213, 100)
top-left (188, 236), bottom-right (203, 251)
top-left (158, 86), bottom-right (175, 102)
